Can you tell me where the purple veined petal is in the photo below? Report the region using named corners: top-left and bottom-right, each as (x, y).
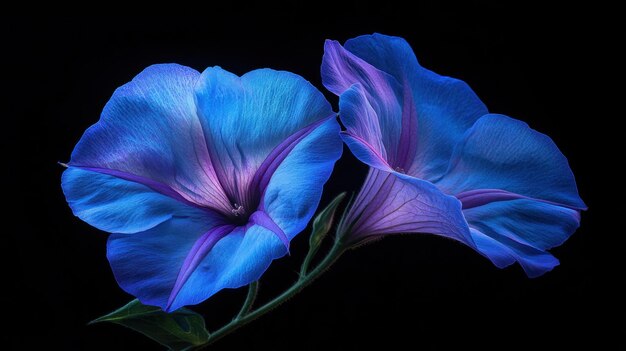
top-left (340, 168), bottom-right (473, 247)
top-left (262, 116), bottom-right (343, 240)
top-left (246, 114), bottom-right (340, 251)
top-left (68, 64), bottom-right (232, 216)
top-left (194, 67), bottom-right (335, 213)
top-left (166, 224), bottom-right (235, 311)
top-left (248, 211), bottom-right (289, 251)
top-left (337, 82), bottom-right (417, 172)
top-left (249, 114), bottom-right (336, 209)
top-left (71, 165), bottom-right (207, 212)
top-left (340, 33), bottom-right (488, 181)
top-left (322, 40), bottom-right (404, 165)
top-left (337, 83), bottom-right (392, 170)
top-left (62, 167), bottom-right (209, 234)
top-left (395, 82), bottom-right (419, 170)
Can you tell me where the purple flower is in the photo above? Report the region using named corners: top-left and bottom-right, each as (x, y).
top-left (62, 64), bottom-right (342, 311)
top-left (323, 34), bottom-right (586, 277)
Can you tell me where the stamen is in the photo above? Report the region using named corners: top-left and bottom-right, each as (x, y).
top-left (231, 203), bottom-right (245, 216)
top-left (394, 166), bottom-right (406, 174)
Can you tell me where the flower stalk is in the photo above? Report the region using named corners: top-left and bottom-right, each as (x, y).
top-left (195, 232), bottom-right (347, 349)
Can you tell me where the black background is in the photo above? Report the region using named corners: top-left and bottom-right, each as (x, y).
top-left (7, 3), bottom-right (623, 350)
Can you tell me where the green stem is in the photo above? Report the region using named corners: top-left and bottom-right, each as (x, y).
top-left (236, 281), bottom-right (258, 319)
top-left (299, 243), bottom-right (319, 277)
top-left (195, 238), bottom-right (346, 349)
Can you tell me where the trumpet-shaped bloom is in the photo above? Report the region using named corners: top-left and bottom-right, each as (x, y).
top-left (62, 64), bottom-right (342, 311)
top-left (323, 34), bottom-right (585, 277)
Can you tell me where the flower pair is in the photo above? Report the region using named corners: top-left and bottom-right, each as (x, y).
top-left (62, 34), bottom-right (584, 312)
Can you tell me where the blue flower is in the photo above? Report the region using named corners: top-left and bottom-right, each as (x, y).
top-left (323, 34), bottom-right (586, 277)
top-left (62, 64), bottom-right (342, 311)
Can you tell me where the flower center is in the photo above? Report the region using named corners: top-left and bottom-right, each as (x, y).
top-left (228, 203), bottom-right (249, 226)
top-left (394, 166), bottom-right (406, 174)
top-left (231, 203), bottom-right (245, 216)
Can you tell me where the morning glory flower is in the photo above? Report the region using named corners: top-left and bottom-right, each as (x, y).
top-left (322, 34), bottom-right (586, 277)
top-left (62, 64), bottom-right (342, 311)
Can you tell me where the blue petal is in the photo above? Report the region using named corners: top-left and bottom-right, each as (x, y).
top-left (343, 33), bottom-right (488, 180)
top-left (262, 117), bottom-right (343, 239)
top-left (107, 217), bottom-right (286, 312)
top-left (194, 67), bottom-right (335, 210)
top-left (66, 63), bottom-right (233, 223)
top-left (436, 114), bottom-right (586, 210)
top-left (62, 168), bottom-right (206, 234)
top-left (465, 199), bottom-right (581, 251)
top-left (465, 199), bottom-right (581, 277)
top-left (469, 229), bottom-right (560, 278)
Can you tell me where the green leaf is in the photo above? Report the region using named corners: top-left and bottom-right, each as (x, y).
top-left (309, 192), bottom-right (347, 251)
top-left (90, 299), bottom-right (210, 350)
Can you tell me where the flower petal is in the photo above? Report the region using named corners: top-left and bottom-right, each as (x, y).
top-left (262, 117), bottom-right (343, 239)
top-left (340, 132), bottom-right (393, 172)
top-left (338, 82), bottom-right (419, 172)
top-left (469, 228), bottom-right (560, 278)
top-left (107, 215), bottom-right (219, 310)
top-left (465, 199), bottom-right (581, 251)
top-left (337, 84), bottom-right (391, 170)
top-left (61, 167), bottom-right (207, 234)
top-left (172, 224), bottom-right (286, 311)
top-left (165, 224), bottom-right (235, 311)
top-left (67, 63), bottom-right (231, 217)
top-left (322, 40), bottom-right (405, 166)
top-left (436, 114), bottom-right (586, 210)
top-left (194, 67), bottom-right (334, 211)
top-left (341, 33), bottom-right (488, 180)
top-left (108, 217), bottom-right (286, 312)
top-left (340, 168), bottom-right (472, 247)
top-left (248, 211), bottom-right (290, 249)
